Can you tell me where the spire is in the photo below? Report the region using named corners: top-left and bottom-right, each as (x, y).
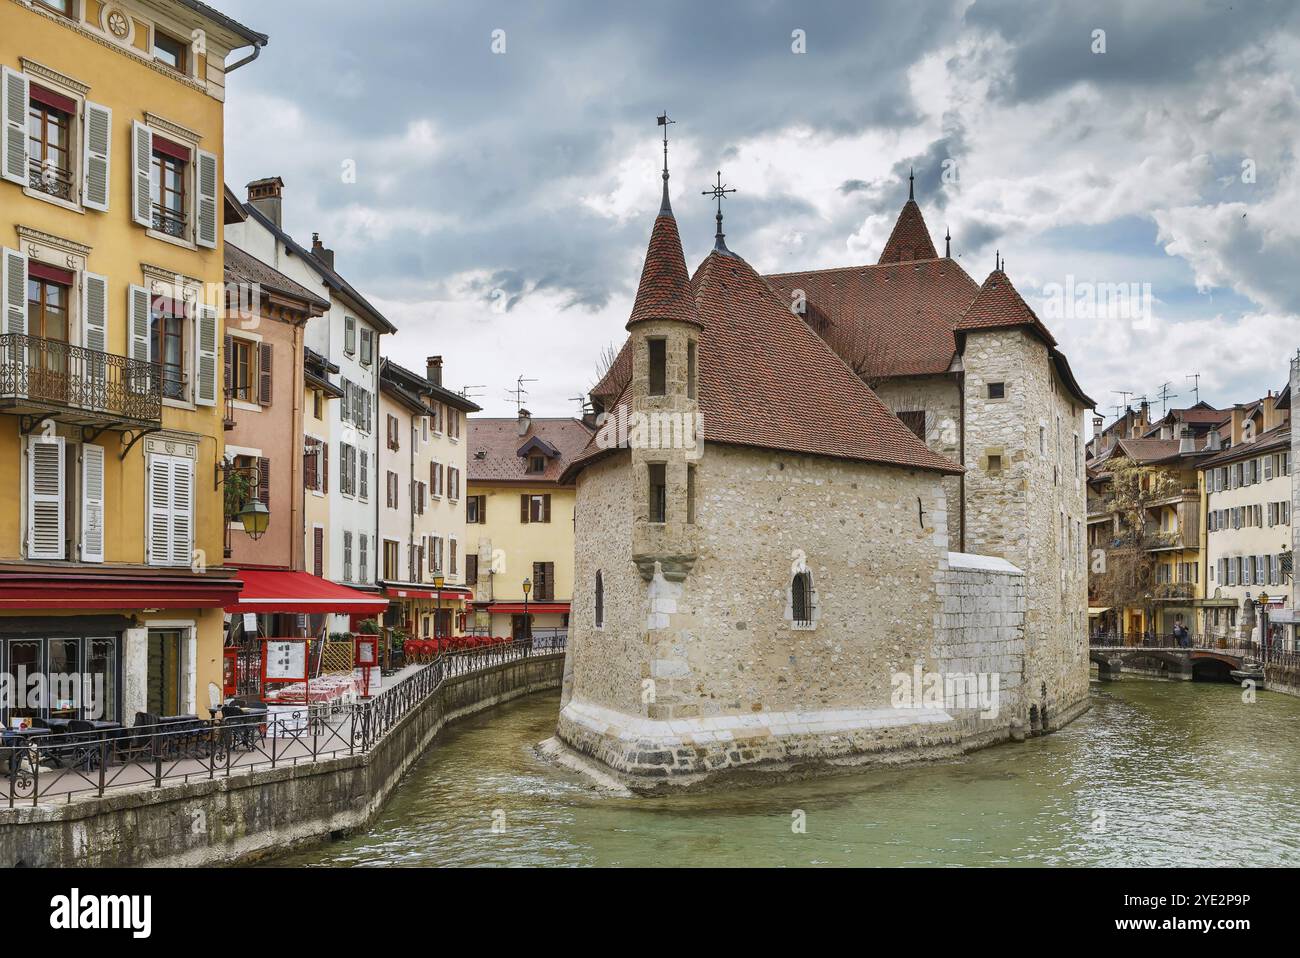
top-left (878, 176), bottom-right (938, 264)
top-left (626, 144), bottom-right (702, 331)
top-left (702, 170), bottom-right (737, 256)
top-left (657, 112), bottom-right (675, 216)
top-left (908, 166), bottom-right (915, 201)
top-left (944, 226), bottom-right (951, 258)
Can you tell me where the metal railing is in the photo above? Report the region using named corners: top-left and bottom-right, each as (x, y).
top-left (2, 637), bottom-right (564, 807)
top-left (152, 204), bottom-right (187, 239)
top-left (0, 334), bottom-right (162, 423)
top-left (28, 161), bottom-right (73, 201)
top-left (1089, 631), bottom-right (1259, 656)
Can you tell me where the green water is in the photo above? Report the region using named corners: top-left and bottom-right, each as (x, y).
top-left (272, 679), bottom-right (1300, 867)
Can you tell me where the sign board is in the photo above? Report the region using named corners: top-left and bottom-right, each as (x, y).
top-left (261, 639), bottom-right (310, 685)
top-left (354, 635), bottom-right (379, 667)
top-left (243, 613), bottom-right (258, 633)
top-left (222, 648), bottom-right (238, 698)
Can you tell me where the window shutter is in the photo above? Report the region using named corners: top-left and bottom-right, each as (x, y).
top-left (313, 527), bottom-right (323, 577)
top-left (196, 149), bottom-right (218, 248)
top-left (195, 304), bottom-right (218, 406)
top-left (223, 333), bottom-right (233, 394)
top-left (258, 341), bottom-right (273, 406)
top-left (521, 494), bottom-right (529, 524)
top-left (360, 449), bottom-right (368, 499)
top-left (258, 457), bottom-right (270, 508)
top-left (543, 494), bottom-right (551, 522)
top-left (127, 285), bottom-right (151, 391)
top-left (169, 456), bottom-right (194, 567)
top-left (2, 246), bottom-right (27, 337)
top-left (82, 101), bottom-right (112, 212)
top-left (304, 440), bottom-right (318, 490)
top-left (344, 316), bottom-right (356, 355)
top-left (1, 67), bottom-right (29, 186)
top-left (81, 443), bottom-right (105, 563)
top-left (479, 495), bottom-right (486, 523)
top-left (131, 121), bottom-right (153, 228)
top-left (27, 436), bottom-right (65, 560)
top-left (147, 455), bottom-right (171, 565)
top-left (322, 442), bottom-right (329, 494)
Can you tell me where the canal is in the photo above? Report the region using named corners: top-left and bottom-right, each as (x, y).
top-left (271, 678), bottom-right (1300, 867)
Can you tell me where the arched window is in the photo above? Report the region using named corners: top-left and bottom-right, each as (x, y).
top-left (594, 570), bottom-right (604, 628)
top-left (791, 571), bottom-right (813, 627)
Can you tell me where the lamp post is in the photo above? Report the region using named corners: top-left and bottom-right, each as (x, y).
top-left (434, 574), bottom-right (445, 643)
top-left (215, 459), bottom-right (270, 558)
top-left (1258, 591), bottom-right (1271, 661)
top-left (522, 576), bottom-right (532, 648)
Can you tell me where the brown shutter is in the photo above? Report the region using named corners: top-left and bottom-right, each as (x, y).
top-left (322, 442), bottom-right (329, 494)
top-left (223, 334), bottom-right (232, 393)
top-left (258, 342), bottom-right (273, 405)
top-left (479, 494), bottom-right (486, 523)
top-left (520, 494), bottom-right (529, 524)
top-left (313, 527), bottom-right (323, 577)
top-left (543, 494), bottom-right (552, 522)
top-left (430, 461), bottom-right (436, 493)
top-left (304, 440), bottom-right (317, 489)
top-left (258, 457), bottom-right (270, 507)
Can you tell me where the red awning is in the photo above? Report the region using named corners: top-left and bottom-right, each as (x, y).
top-left (478, 602), bottom-right (570, 615)
top-left (226, 570), bottom-right (388, 615)
top-left (384, 587), bottom-right (474, 602)
top-left (0, 571), bottom-right (240, 610)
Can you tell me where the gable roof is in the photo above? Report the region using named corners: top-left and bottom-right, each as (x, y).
top-left (468, 418), bottom-right (594, 485)
top-left (765, 259), bottom-right (978, 379)
top-left (242, 202), bottom-right (396, 334)
top-left (1198, 423), bottom-right (1291, 469)
top-left (224, 242), bottom-right (330, 313)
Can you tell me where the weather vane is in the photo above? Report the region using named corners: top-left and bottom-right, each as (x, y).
top-left (702, 170), bottom-right (737, 253)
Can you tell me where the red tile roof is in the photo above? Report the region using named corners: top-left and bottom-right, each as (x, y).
top-left (954, 269), bottom-right (1057, 345)
top-left (765, 259), bottom-right (978, 379)
top-left (627, 212), bottom-right (703, 329)
top-left (878, 199), bottom-right (939, 264)
top-left (467, 417), bottom-right (594, 485)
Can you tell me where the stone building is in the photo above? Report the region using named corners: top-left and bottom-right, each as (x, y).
top-left (553, 156), bottom-right (1094, 789)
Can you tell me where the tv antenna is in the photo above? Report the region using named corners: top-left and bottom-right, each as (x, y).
top-left (459, 385), bottom-right (485, 403)
top-left (568, 394), bottom-right (592, 418)
top-left (507, 375), bottom-right (537, 413)
top-left (1186, 372), bottom-right (1201, 405)
top-left (1156, 382), bottom-right (1179, 416)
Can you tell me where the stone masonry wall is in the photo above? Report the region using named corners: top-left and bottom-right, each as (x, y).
top-left (873, 374), bottom-right (963, 548)
top-left (962, 327), bottom-right (1090, 732)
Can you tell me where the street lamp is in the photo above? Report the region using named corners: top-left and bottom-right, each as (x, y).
top-left (434, 574), bottom-right (445, 641)
top-left (522, 576), bottom-right (532, 645)
top-left (1258, 591), bottom-right (1271, 660)
top-left (215, 460), bottom-right (270, 557)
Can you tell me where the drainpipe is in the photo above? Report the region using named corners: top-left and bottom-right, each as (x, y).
top-left (225, 38), bottom-right (266, 74)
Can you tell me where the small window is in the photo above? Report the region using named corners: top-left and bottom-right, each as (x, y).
top-left (35, 0), bottom-right (73, 18)
top-left (229, 338), bottom-right (253, 402)
top-left (686, 464), bottom-right (697, 524)
top-left (687, 340), bottom-right (697, 400)
top-left (313, 389), bottom-right (324, 420)
top-left (792, 572), bottom-right (813, 627)
top-left (151, 300), bottom-right (186, 401)
top-left (648, 339), bottom-right (667, 396)
top-left (151, 148), bottom-right (188, 239)
top-left (153, 30), bottom-right (189, 74)
top-left (987, 454), bottom-right (1003, 476)
top-left (594, 570), bottom-right (604, 628)
top-left (27, 90), bottom-right (74, 201)
top-left (987, 382), bottom-right (1005, 400)
top-left (648, 463), bottom-right (667, 523)
top-left (527, 454), bottom-right (546, 474)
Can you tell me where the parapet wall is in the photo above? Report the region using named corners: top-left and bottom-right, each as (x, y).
top-left (0, 654), bottom-right (564, 868)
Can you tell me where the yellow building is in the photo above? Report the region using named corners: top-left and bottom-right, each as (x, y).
top-left (0, 0), bottom-right (265, 724)
top-left (466, 411), bottom-right (593, 641)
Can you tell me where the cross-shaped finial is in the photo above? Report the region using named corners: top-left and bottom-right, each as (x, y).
top-left (702, 170), bottom-right (737, 253)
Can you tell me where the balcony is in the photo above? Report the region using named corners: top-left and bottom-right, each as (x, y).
top-left (1153, 582), bottom-right (1194, 601)
top-left (28, 160), bottom-right (74, 203)
top-left (1142, 525), bottom-right (1197, 553)
top-left (0, 335), bottom-right (162, 428)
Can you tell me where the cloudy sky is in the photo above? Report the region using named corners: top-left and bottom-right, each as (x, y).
top-left (218, 0), bottom-right (1300, 427)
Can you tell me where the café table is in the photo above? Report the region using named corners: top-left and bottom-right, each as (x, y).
top-left (1, 726), bottom-right (52, 778)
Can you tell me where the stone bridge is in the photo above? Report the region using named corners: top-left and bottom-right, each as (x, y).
top-left (1088, 643), bottom-right (1253, 682)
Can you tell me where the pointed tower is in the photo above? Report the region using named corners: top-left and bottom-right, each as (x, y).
top-left (878, 169), bottom-right (939, 264)
top-left (626, 122), bottom-right (703, 582)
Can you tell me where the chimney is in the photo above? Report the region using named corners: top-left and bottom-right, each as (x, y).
top-left (1230, 406), bottom-right (1247, 446)
top-left (310, 233), bottom-right (335, 271)
top-left (516, 407), bottom-right (532, 436)
top-left (426, 356), bottom-right (443, 388)
top-left (1205, 428), bottom-right (1222, 451)
top-left (1179, 426), bottom-right (1195, 454)
top-left (1091, 414), bottom-right (1104, 439)
top-left (246, 177), bottom-right (284, 228)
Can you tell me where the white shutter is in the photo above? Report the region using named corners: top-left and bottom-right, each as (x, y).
top-left (128, 284), bottom-right (151, 393)
top-left (1, 67), bottom-right (29, 186)
top-left (147, 454), bottom-right (172, 565)
top-left (81, 443), bottom-right (105, 563)
top-left (194, 303), bottom-right (218, 405)
top-left (27, 436), bottom-right (65, 560)
top-left (170, 456), bottom-right (194, 567)
top-left (131, 121), bottom-right (153, 228)
top-left (82, 101), bottom-right (112, 212)
top-left (82, 272), bottom-right (108, 410)
top-left (2, 246), bottom-right (26, 334)
top-left (196, 149), bottom-right (218, 248)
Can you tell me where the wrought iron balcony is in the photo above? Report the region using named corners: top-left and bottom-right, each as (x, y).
top-left (1153, 581), bottom-right (1195, 601)
top-left (0, 334), bottom-right (162, 426)
top-left (152, 203), bottom-right (187, 239)
top-left (28, 160), bottom-right (74, 202)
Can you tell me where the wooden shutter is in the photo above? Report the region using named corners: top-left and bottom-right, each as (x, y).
top-left (521, 494), bottom-right (530, 524)
top-left (127, 285), bottom-right (151, 391)
top-left (27, 436), bottom-right (65, 560)
top-left (169, 456), bottom-right (194, 567)
top-left (147, 455), bottom-right (171, 565)
top-left (313, 527), bottom-right (324, 577)
top-left (223, 333), bottom-right (233, 394)
top-left (542, 494), bottom-right (552, 522)
top-left (257, 341), bottom-right (273, 406)
top-left (478, 494), bottom-right (486, 523)
top-left (82, 101), bottom-right (112, 212)
top-left (430, 461), bottom-right (436, 495)
top-left (195, 304), bottom-right (218, 406)
top-left (81, 271), bottom-right (108, 410)
top-left (80, 443), bottom-right (105, 563)
top-left (2, 247), bottom-right (26, 336)
top-left (360, 449), bottom-right (368, 499)
top-left (258, 457), bottom-right (270, 508)
top-left (131, 121), bottom-right (153, 228)
top-left (196, 149), bottom-right (218, 248)
top-left (1, 67), bottom-right (29, 186)
top-left (304, 440), bottom-right (318, 490)
top-left (322, 442), bottom-right (329, 493)
top-left (344, 316), bottom-right (356, 355)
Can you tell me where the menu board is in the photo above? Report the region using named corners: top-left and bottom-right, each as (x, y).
top-left (262, 640), bottom-right (309, 684)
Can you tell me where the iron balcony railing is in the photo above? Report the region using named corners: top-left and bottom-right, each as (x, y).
top-left (28, 160), bottom-right (74, 202)
top-left (0, 334), bottom-right (162, 424)
top-left (152, 203), bottom-right (187, 239)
